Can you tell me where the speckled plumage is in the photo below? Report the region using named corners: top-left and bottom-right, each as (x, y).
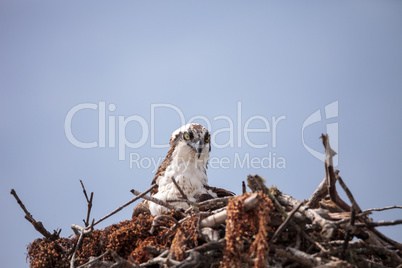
top-left (133, 123), bottom-right (233, 217)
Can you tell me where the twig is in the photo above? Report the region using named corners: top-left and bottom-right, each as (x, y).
top-left (110, 251), bottom-right (139, 267)
top-left (364, 244), bottom-right (402, 264)
top-left (355, 219), bottom-right (402, 228)
top-left (171, 176), bottom-right (197, 206)
top-left (306, 177), bottom-right (328, 208)
top-left (92, 184), bottom-right (156, 227)
top-left (200, 193), bottom-right (259, 228)
top-left (144, 246), bottom-right (167, 257)
top-left (176, 251), bottom-right (203, 268)
top-left (277, 193), bottom-right (337, 239)
top-left (187, 239), bottom-right (225, 254)
top-left (361, 205), bottom-right (402, 214)
top-left (139, 250), bottom-right (179, 267)
top-left (195, 196), bottom-right (231, 212)
top-left (131, 189), bottom-right (179, 212)
top-left (77, 249), bottom-right (111, 268)
top-left (70, 220), bottom-right (94, 268)
top-left (275, 246), bottom-right (321, 267)
top-left (166, 199), bottom-right (188, 203)
top-left (341, 205), bottom-right (356, 259)
top-left (79, 180), bottom-right (94, 227)
top-left (321, 134), bottom-right (351, 212)
top-left (336, 175), bottom-right (361, 213)
top-left (10, 189), bottom-right (59, 240)
top-left (302, 231), bottom-right (328, 253)
top-left (269, 201), bottom-right (304, 247)
top-left (70, 232), bottom-right (85, 268)
top-left (150, 215), bottom-right (178, 235)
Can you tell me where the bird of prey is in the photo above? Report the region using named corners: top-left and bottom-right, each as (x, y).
top-left (133, 123), bottom-right (233, 217)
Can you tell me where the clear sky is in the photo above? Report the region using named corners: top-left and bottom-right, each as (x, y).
top-left (1, 1), bottom-right (402, 267)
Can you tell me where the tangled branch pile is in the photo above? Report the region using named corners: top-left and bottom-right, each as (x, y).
top-left (13, 134), bottom-right (402, 267)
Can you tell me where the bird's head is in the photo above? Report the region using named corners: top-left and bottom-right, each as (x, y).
top-left (170, 123), bottom-right (211, 160)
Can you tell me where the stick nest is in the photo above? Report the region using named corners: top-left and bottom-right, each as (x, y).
top-left (16, 134), bottom-right (402, 267)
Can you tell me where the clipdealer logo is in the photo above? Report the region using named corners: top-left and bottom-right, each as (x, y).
top-left (64, 102), bottom-right (287, 170)
top-left (64, 101), bottom-right (339, 170)
top-left (302, 101), bottom-right (339, 167)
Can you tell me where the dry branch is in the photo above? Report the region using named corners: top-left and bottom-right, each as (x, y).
top-left (79, 180), bottom-right (94, 227)
top-left (92, 184), bottom-right (156, 227)
top-left (321, 134), bottom-right (351, 212)
top-left (199, 193), bottom-right (259, 228)
top-left (131, 188), bottom-right (179, 212)
top-left (171, 176), bottom-right (197, 206)
top-left (275, 246), bottom-right (321, 267)
top-left (10, 189), bottom-right (60, 240)
top-left (269, 200), bottom-right (304, 246)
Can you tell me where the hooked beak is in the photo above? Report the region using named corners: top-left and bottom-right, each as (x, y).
top-left (192, 138), bottom-right (205, 159)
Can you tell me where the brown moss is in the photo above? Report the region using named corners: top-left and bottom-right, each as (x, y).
top-left (27, 211), bottom-right (207, 267)
top-left (27, 195), bottom-right (277, 267)
top-left (27, 238), bottom-right (72, 268)
top-left (248, 192), bottom-right (274, 268)
top-left (221, 192), bottom-right (275, 268)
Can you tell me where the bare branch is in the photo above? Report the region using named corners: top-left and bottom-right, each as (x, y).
top-left (342, 205), bottom-right (356, 259)
top-left (195, 196), bottom-right (231, 212)
top-left (269, 200), bottom-right (304, 246)
top-left (321, 134), bottom-right (351, 212)
top-left (200, 193), bottom-right (259, 228)
top-left (361, 205), bottom-right (402, 214)
top-left (336, 175), bottom-right (362, 213)
top-left (70, 220), bottom-right (95, 268)
top-left (306, 177), bottom-right (328, 208)
top-left (79, 180), bottom-right (94, 227)
top-left (355, 219), bottom-right (402, 228)
top-left (275, 246), bottom-right (321, 267)
top-left (131, 189), bottom-right (179, 212)
top-left (150, 215), bottom-right (178, 235)
top-left (171, 176), bottom-right (197, 206)
top-left (93, 184), bottom-right (156, 227)
top-left (77, 249), bottom-right (110, 268)
top-left (10, 189), bottom-right (59, 240)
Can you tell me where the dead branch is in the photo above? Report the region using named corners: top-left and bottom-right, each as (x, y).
top-left (342, 205), bottom-right (356, 259)
top-left (277, 193), bottom-right (338, 239)
top-left (131, 189), bottom-right (179, 212)
top-left (150, 215), bottom-right (178, 235)
top-left (77, 249), bottom-right (111, 268)
top-left (200, 193), bottom-right (259, 228)
top-left (171, 176), bottom-right (197, 207)
top-left (187, 239), bottom-right (225, 254)
top-left (175, 251), bottom-right (203, 268)
top-left (269, 201), bottom-right (304, 246)
top-left (336, 174), bottom-right (361, 213)
top-left (10, 189), bottom-right (59, 240)
top-left (139, 250), bottom-right (179, 267)
top-left (321, 134), bottom-right (351, 212)
top-left (242, 181), bottom-right (247, 194)
top-left (361, 205), bottom-right (402, 214)
top-left (275, 246), bottom-right (321, 267)
top-left (70, 220), bottom-right (95, 268)
top-left (80, 180), bottom-right (94, 227)
top-left (355, 219), bottom-right (402, 228)
top-left (306, 177), bottom-right (328, 208)
top-left (195, 196), bottom-right (231, 211)
top-left (92, 184), bottom-right (156, 227)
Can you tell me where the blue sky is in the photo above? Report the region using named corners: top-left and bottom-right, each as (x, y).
top-left (1, 1), bottom-right (402, 266)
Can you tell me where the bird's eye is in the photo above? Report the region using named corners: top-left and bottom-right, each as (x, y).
top-left (204, 134), bottom-right (210, 143)
top-left (183, 132), bottom-right (190, 140)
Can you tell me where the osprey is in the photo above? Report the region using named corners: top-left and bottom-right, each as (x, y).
top-left (133, 123), bottom-right (233, 216)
